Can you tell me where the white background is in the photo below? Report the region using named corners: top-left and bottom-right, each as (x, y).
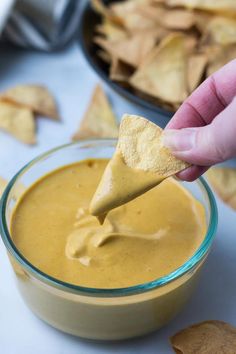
top-left (0, 28), bottom-right (236, 354)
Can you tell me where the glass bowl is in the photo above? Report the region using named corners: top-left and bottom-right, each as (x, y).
top-left (0, 139), bottom-right (218, 340)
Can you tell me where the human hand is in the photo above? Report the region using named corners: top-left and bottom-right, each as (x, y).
top-left (163, 60), bottom-right (236, 181)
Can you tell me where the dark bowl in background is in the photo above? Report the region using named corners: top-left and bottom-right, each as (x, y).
top-left (78, 0), bottom-right (174, 119)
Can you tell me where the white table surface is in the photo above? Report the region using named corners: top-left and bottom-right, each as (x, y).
top-left (0, 40), bottom-right (236, 354)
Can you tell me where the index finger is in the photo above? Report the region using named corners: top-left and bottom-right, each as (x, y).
top-left (166, 59), bottom-right (236, 129)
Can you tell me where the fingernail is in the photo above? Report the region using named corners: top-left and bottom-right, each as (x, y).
top-left (163, 128), bottom-right (197, 152)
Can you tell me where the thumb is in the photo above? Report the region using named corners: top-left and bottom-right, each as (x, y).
top-left (163, 97), bottom-right (236, 166)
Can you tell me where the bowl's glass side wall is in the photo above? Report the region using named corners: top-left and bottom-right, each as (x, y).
top-left (10, 253), bottom-right (206, 340)
top-left (181, 179), bottom-right (211, 225)
top-left (0, 140), bottom-right (217, 339)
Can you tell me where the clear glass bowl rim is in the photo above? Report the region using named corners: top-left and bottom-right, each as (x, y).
top-left (0, 139), bottom-right (218, 297)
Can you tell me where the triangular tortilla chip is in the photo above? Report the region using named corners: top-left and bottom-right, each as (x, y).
top-left (1, 85), bottom-right (59, 119)
top-left (91, 0), bottom-right (122, 25)
top-left (0, 177), bottom-right (7, 197)
top-left (110, 0), bottom-right (159, 32)
top-left (95, 33), bottom-right (156, 68)
top-left (130, 34), bottom-right (188, 103)
top-left (167, 0), bottom-right (236, 14)
top-left (72, 85), bottom-right (118, 140)
top-left (206, 45), bottom-right (236, 76)
top-left (118, 115), bottom-right (189, 173)
top-left (96, 19), bottom-right (127, 41)
top-left (195, 11), bottom-right (213, 32)
top-left (91, 0), bottom-right (110, 15)
top-left (134, 3), bottom-right (165, 22)
top-left (170, 320), bottom-right (236, 354)
top-left (204, 16), bottom-right (236, 45)
top-left (207, 167), bottom-right (236, 210)
top-left (110, 0), bottom-right (154, 19)
top-left (90, 114), bottom-right (189, 218)
top-left (0, 101), bottom-right (36, 144)
top-left (110, 57), bottom-right (134, 83)
top-left (97, 49), bottom-right (111, 63)
top-left (94, 0), bottom-right (157, 34)
top-left (118, 11), bottom-right (157, 32)
top-left (187, 53), bottom-right (208, 92)
top-left (162, 10), bottom-right (195, 30)
top-left (184, 35), bottom-right (198, 53)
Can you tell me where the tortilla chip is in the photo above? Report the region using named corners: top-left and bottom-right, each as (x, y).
top-left (184, 35), bottom-right (198, 53)
top-left (166, 0), bottom-right (236, 13)
top-left (206, 45), bottom-right (236, 76)
top-left (122, 11), bottom-right (157, 32)
top-left (187, 53), bottom-right (208, 92)
top-left (1, 85), bottom-right (59, 119)
top-left (195, 11), bottom-right (214, 33)
top-left (135, 4), bottom-right (166, 22)
top-left (162, 10), bottom-right (195, 30)
top-left (96, 19), bottom-right (127, 41)
top-left (111, 0), bottom-right (158, 31)
top-left (140, 26), bottom-right (171, 46)
top-left (97, 49), bottom-right (111, 63)
top-left (130, 34), bottom-right (188, 103)
top-left (111, 0), bottom-right (153, 18)
top-left (95, 33), bottom-right (156, 68)
top-left (204, 16), bottom-right (236, 45)
top-left (110, 58), bottom-right (134, 83)
top-left (0, 177), bottom-right (7, 197)
top-left (72, 85), bottom-right (118, 140)
top-left (118, 114), bottom-right (189, 173)
top-left (90, 114), bottom-right (189, 217)
top-left (170, 320), bottom-right (236, 353)
top-left (91, 0), bottom-right (109, 15)
top-left (91, 0), bottom-right (122, 25)
top-left (207, 167), bottom-right (236, 210)
top-left (0, 101), bottom-right (36, 144)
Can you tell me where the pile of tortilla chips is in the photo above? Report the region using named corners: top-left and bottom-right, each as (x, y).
top-left (92, 0), bottom-right (236, 111)
top-left (0, 84), bottom-right (59, 144)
